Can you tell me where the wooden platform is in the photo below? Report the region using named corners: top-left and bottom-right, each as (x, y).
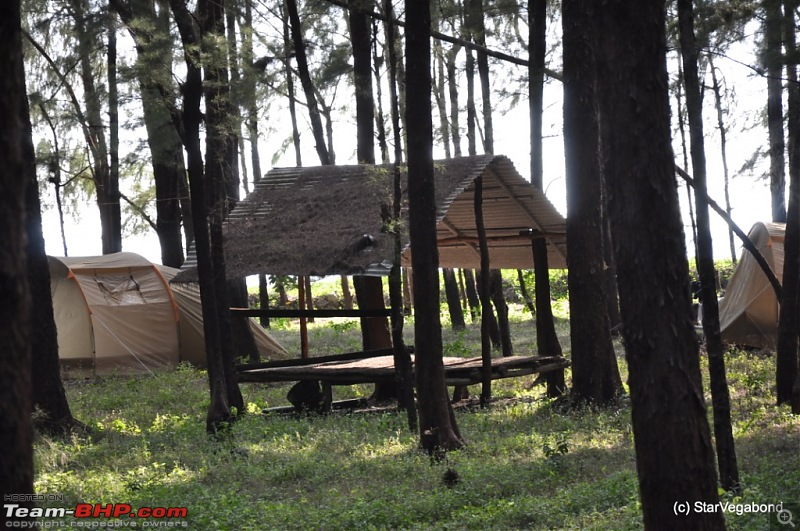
top-left (238, 352), bottom-right (570, 387)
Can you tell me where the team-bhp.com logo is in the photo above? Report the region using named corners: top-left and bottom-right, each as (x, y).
top-left (5, 503), bottom-right (188, 527)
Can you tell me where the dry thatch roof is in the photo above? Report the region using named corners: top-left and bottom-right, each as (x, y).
top-left (174, 155), bottom-right (566, 281)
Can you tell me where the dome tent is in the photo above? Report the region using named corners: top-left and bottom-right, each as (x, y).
top-left (718, 222), bottom-right (784, 349)
top-left (49, 252), bottom-right (287, 375)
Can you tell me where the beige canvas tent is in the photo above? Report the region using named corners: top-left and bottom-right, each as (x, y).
top-left (49, 252), bottom-right (288, 375)
top-left (719, 222), bottom-right (785, 349)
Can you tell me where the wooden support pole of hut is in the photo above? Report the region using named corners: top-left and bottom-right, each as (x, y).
top-left (474, 175), bottom-right (493, 406)
top-left (298, 275), bottom-right (309, 359)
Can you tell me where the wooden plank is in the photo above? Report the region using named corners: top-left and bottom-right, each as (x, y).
top-left (236, 347), bottom-right (396, 372)
top-left (230, 308), bottom-right (393, 318)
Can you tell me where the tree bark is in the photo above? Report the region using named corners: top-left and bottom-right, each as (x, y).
top-left (562, 0), bottom-right (622, 405)
top-left (0, 3), bottom-right (35, 515)
top-left (443, 269), bottom-right (466, 330)
top-left (766, 0), bottom-right (787, 222)
top-left (70, 0), bottom-right (121, 255)
top-left (25, 68), bottom-right (80, 436)
top-left (529, 0), bottom-right (564, 397)
top-left (286, 0), bottom-right (330, 165)
top-left (777, 0), bottom-right (800, 406)
top-left (113, 0), bottom-right (189, 267)
top-left (678, 0), bottom-right (739, 492)
top-left (171, 0), bottom-right (231, 434)
top-left (384, 0), bottom-right (417, 427)
top-left (463, 269), bottom-right (480, 322)
top-left (595, 0), bottom-right (725, 526)
top-left (406, 0), bottom-right (463, 453)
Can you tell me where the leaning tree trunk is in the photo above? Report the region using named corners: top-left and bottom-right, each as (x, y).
top-left (25, 71), bottom-right (80, 435)
top-left (529, 0), bottom-right (564, 397)
top-left (678, 0), bottom-right (739, 492)
top-left (594, 0), bottom-right (725, 527)
top-left (562, 0), bottom-right (622, 405)
top-left (1, 4), bottom-right (35, 514)
top-left (406, 0), bottom-right (463, 453)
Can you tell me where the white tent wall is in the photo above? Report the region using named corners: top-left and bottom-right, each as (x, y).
top-left (718, 222), bottom-right (785, 349)
top-left (49, 252), bottom-right (289, 376)
top-left (158, 265), bottom-right (289, 365)
top-left (49, 253), bottom-right (181, 375)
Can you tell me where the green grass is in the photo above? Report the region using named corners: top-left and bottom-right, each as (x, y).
top-left (33, 306), bottom-right (800, 530)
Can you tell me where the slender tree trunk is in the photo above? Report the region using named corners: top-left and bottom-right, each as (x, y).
top-left (171, 0), bottom-right (231, 434)
top-left (595, 0), bottom-right (725, 525)
top-left (1, 2), bottom-right (34, 510)
top-left (108, 8), bottom-right (121, 249)
top-left (777, 0), bottom-right (800, 406)
top-left (490, 270), bottom-right (513, 356)
top-left (340, 275), bottom-right (354, 309)
top-left (708, 57), bottom-right (737, 265)
top-left (475, 177), bottom-right (493, 404)
top-left (517, 270), bottom-right (536, 316)
top-left (766, 0), bottom-right (787, 223)
top-left (71, 0), bottom-right (120, 254)
top-left (463, 268), bottom-right (480, 322)
top-left (385, 0), bottom-right (416, 426)
top-left (678, 0), bottom-right (739, 491)
top-left (529, 0), bottom-right (564, 397)
top-left (406, 0), bottom-right (463, 452)
top-left (443, 269), bottom-right (466, 330)
top-left (26, 93), bottom-right (80, 436)
top-left (258, 274), bottom-right (270, 328)
top-left (446, 43), bottom-right (463, 157)
top-left (350, 0), bottom-right (393, 360)
top-left (675, 63), bottom-right (700, 261)
top-left (433, 40), bottom-right (451, 158)
top-left (113, 0), bottom-right (188, 267)
top-left (563, 0), bottom-right (622, 404)
top-left (286, 0), bottom-right (330, 165)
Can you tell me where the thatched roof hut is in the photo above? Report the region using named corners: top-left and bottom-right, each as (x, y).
top-left (174, 155), bottom-right (566, 281)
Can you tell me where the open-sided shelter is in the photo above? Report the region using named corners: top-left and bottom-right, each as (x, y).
top-left (719, 222), bottom-right (785, 349)
top-left (174, 155), bottom-right (567, 281)
top-left (49, 252), bottom-right (288, 375)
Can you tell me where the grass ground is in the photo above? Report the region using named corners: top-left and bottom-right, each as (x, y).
top-left (34, 304), bottom-right (800, 530)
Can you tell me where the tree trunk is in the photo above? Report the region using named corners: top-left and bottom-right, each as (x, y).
top-left (384, 0), bottom-right (417, 427)
top-left (517, 270), bottom-right (536, 316)
top-left (406, 0), bottom-right (463, 452)
top-left (71, 0), bottom-right (120, 254)
top-left (594, 0), bottom-right (725, 526)
top-left (201, 0), bottom-right (246, 416)
top-left (678, 0), bottom-right (739, 492)
top-left (463, 268), bottom-right (480, 322)
top-left (490, 270), bottom-right (513, 357)
top-left (443, 269), bottom-right (466, 330)
top-left (475, 177), bottom-right (493, 405)
top-left (340, 275), bottom-right (354, 309)
top-left (766, 0), bottom-right (787, 223)
top-left (529, 0), bottom-right (564, 397)
top-left (286, 0), bottom-right (330, 165)
top-left (282, 5), bottom-right (303, 166)
top-left (1, 4), bottom-right (35, 513)
top-left (777, 0), bottom-right (800, 406)
top-left (446, 43), bottom-right (463, 157)
top-left (708, 56), bottom-right (737, 265)
top-left (562, 0), bottom-right (622, 405)
top-left (349, 0), bottom-right (393, 359)
top-left (258, 274), bottom-right (270, 328)
top-left (26, 83), bottom-right (80, 436)
top-left (113, 0), bottom-right (189, 267)
top-left (171, 0), bottom-right (231, 434)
